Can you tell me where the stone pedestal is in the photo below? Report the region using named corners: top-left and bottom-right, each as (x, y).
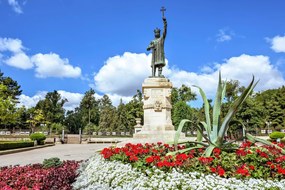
top-left (132, 77), bottom-right (185, 143)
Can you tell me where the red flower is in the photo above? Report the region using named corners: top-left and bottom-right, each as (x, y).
top-left (146, 156), bottom-right (154, 163)
top-left (240, 141), bottom-right (252, 148)
top-left (198, 157), bottom-right (214, 164)
top-left (210, 167), bottom-right (216, 173)
top-left (145, 155), bottom-right (161, 164)
top-left (217, 166), bottom-right (225, 176)
top-left (157, 161), bottom-right (164, 168)
top-left (249, 165), bottom-right (255, 170)
top-left (213, 148), bottom-right (221, 156)
top-left (277, 167), bottom-right (285, 175)
top-left (176, 153), bottom-right (188, 161)
top-left (275, 156), bottom-right (285, 163)
top-left (236, 149), bottom-right (248, 156)
top-left (236, 164), bottom-right (250, 176)
top-left (236, 167), bottom-right (250, 176)
top-left (129, 155), bottom-right (138, 162)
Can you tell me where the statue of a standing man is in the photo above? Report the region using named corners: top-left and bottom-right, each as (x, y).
top-left (147, 7), bottom-right (167, 77)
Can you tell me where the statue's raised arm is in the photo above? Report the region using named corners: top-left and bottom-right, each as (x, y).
top-left (147, 7), bottom-right (168, 78)
top-left (162, 17), bottom-right (167, 40)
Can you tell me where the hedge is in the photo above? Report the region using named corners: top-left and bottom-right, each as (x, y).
top-left (0, 141), bottom-right (34, 151)
top-left (269, 131), bottom-right (285, 139)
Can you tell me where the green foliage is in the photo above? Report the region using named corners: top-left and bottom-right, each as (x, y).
top-left (0, 70), bottom-right (22, 100)
top-left (80, 89), bottom-right (100, 127)
top-left (269, 131), bottom-right (285, 139)
top-left (171, 84), bottom-right (196, 105)
top-left (50, 123), bottom-right (65, 134)
top-left (36, 90), bottom-right (67, 125)
top-left (0, 84), bottom-right (19, 127)
top-left (171, 73), bottom-right (258, 156)
top-left (115, 100), bottom-right (131, 132)
top-left (30, 133), bottom-right (46, 144)
top-left (27, 108), bottom-right (45, 133)
top-left (84, 123), bottom-right (98, 135)
top-left (42, 157), bottom-right (63, 168)
top-left (125, 90), bottom-right (143, 128)
top-left (255, 86), bottom-right (285, 130)
top-left (64, 109), bottom-right (84, 134)
top-left (0, 141), bottom-right (34, 150)
top-left (171, 85), bottom-right (196, 132)
top-left (172, 101), bottom-right (193, 131)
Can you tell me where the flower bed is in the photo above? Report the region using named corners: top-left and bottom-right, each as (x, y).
top-left (0, 160), bottom-right (80, 190)
top-left (73, 141), bottom-right (285, 189)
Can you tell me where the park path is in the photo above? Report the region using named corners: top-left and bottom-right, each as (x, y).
top-left (0, 144), bottom-right (111, 167)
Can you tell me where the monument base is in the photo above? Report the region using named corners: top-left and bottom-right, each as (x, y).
top-left (118, 77), bottom-right (185, 146)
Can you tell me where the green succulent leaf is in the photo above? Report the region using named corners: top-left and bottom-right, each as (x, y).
top-left (218, 76), bottom-right (258, 141)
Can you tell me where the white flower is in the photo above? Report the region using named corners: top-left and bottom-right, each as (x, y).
top-left (72, 153), bottom-right (285, 190)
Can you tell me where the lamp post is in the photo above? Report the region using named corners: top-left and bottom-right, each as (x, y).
top-left (265, 121), bottom-right (272, 134)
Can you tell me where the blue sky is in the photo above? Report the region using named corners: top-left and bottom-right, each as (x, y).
top-left (0, 0), bottom-right (285, 110)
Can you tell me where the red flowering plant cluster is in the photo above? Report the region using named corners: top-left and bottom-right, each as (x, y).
top-left (101, 141), bottom-right (285, 180)
top-left (0, 160), bottom-right (80, 190)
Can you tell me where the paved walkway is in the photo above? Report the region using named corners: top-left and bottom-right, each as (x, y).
top-left (0, 144), bottom-right (111, 167)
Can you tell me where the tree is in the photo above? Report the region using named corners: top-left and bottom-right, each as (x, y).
top-left (255, 86), bottom-right (285, 130)
top-left (0, 84), bottom-right (19, 129)
top-left (125, 90), bottom-right (144, 128)
top-left (171, 85), bottom-right (196, 105)
top-left (26, 108), bottom-right (45, 133)
top-left (79, 89), bottom-right (100, 127)
top-left (36, 91), bottom-right (67, 132)
top-left (98, 95), bottom-right (116, 132)
top-left (172, 101), bottom-right (194, 131)
top-left (64, 108), bottom-right (84, 134)
top-left (171, 85), bottom-right (196, 130)
top-left (0, 70), bottom-right (22, 100)
top-left (115, 100), bottom-right (131, 132)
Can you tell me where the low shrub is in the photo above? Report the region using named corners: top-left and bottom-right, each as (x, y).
top-left (42, 157), bottom-right (63, 168)
top-left (269, 131), bottom-right (285, 139)
top-left (0, 141), bottom-right (34, 151)
top-left (30, 133), bottom-right (46, 145)
top-left (0, 160), bottom-right (80, 189)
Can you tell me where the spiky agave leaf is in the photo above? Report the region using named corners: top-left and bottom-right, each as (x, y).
top-left (212, 72), bottom-right (226, 138)
top-left (246, 133), bottom-right (285, 154)
top-left (217, 76), bottom-right (258, 145)
top-left (174, 119), bottom-right (190, 150)
top-left (193, 85), bottom-right (212, 140)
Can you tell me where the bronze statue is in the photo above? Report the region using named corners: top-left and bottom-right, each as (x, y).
top-left (147, 7), bottom-right (167, 77)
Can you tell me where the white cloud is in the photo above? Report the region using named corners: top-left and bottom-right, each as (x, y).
top-left (57, 91), bottom-right (84, 111)
top-left (0, 37), bottom-right (82, 78)
top-left (4, 52), bottom-right (33, 69)
top-left (32, 53), bottom-right (81, 78)
top-left (94, 52), bottom-right (152, 96)
top-left (94, 52), bottom-right (285, 103)
top-left (169, 54), bottom-right (285, 96)
top-left (18, 91), bottom-right (47, 109)
top-left (106, 93), bottom-right (133, 107)
top-left (7, 0), bottom-right (23, 14)
top-left (18, 91), bottom-right (84, 111)
top-left (268, 35), bottom-right (285, 53)
top-left (0, 38), bottom-right (33, 69)
top-left (216, 29), bottom-right (233, 42)
top-left (0, 38), bottom-right (24, 53)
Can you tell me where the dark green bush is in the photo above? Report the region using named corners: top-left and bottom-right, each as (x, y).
top-left (269, 131), bottom-right (285, 139)
top-left (0, 141), bottom-right (34, 150)
top-left (42, 157), bottom-right (63, 168)
top-left (30, 133), bottom-right (46, 145)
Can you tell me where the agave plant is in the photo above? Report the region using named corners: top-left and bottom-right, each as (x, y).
top-left (168, 72), bottom-right (258, 157)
